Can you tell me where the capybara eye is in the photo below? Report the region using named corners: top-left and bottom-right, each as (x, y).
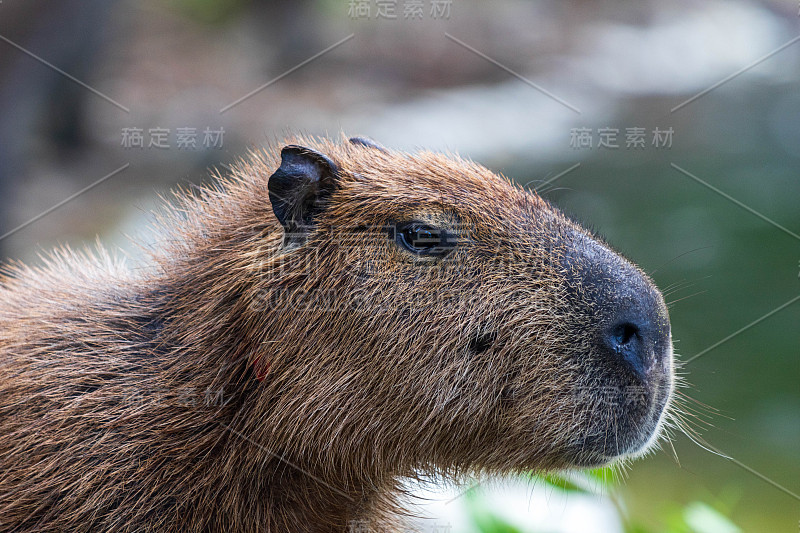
top-left (396, 222), bottom-right (455, 256)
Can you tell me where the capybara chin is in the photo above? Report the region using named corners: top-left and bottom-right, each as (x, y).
top-left (0, 134), bottom-right (674, 532)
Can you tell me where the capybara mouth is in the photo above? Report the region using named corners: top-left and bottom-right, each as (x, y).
top-left (564, 346), bottom-right (674, 468)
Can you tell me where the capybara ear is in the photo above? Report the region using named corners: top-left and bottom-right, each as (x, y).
top-left (268, 145), bottom-right (339, 245)
top-left (348, 136), bottom-right (388, 153)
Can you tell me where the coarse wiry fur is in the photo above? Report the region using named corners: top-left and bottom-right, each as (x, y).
top-left (0, 134), bottom-right (674, 532)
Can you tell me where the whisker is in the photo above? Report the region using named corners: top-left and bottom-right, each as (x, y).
top-left (667, 290), bottom-right (708, 307)
top-left (649, 246), bottom-right (715, 276)
top-left (662, 279), bottom-right (696, 296)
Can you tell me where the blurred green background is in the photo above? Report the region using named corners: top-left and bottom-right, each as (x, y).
top-left (0, 0), bottom-right (797, 531)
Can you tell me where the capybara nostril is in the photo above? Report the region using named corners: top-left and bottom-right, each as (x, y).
top-left (613, 322), bottom-right (639, 345)
top-left (606, 320), bottom-right (648, 377)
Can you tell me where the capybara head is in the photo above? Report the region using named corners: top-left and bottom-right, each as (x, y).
top-left (246, 134), bottom-right (674, 476)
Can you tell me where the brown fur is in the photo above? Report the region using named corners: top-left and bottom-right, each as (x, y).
top-left (0, 134), bottom-right (673, 532)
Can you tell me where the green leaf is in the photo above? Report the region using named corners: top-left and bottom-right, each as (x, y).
top-left (539, 473), bottom-right (587, 493)
top-left (471, 514), bottom-right (526, 533)
top-left (682, 501), bottom-right (741, 533)
top-left (586, 466), bottom-right (618, 486)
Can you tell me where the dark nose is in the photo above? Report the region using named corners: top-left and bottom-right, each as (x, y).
top-left (560, 228), bottom-right (671, 380)
top-left (604, 319), bottom-right (651, 378)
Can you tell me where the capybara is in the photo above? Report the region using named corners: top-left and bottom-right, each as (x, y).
top-left (0, 134), bottom-right (674, 532)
